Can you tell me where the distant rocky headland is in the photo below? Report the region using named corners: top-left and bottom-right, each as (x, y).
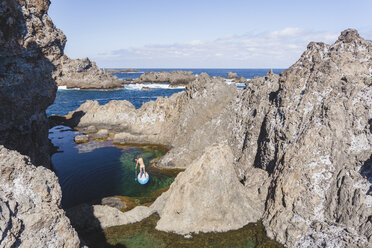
top-left (132, 70), bottom-right (197, 86)
top-left (1, 0), bottom-right (371, 247)
top-left (106, 68), bottom-right (141, 73)
top-left (54, 56), bottom-right (123, 90)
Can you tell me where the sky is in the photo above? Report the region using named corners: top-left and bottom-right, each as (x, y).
top-left (49, 0), bottom-right (372, 68)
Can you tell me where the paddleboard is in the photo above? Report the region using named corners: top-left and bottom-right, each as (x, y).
top-left (138, 172), bottom-right (149, 184)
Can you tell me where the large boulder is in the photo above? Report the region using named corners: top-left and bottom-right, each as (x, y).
top-left (0, 146), bottom-right (80, 247)
top-left (152, 144), bottom-right (263, 234)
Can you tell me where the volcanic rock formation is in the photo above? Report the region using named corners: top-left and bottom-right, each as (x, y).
top-left (259, 29), bottom-right (372, 247)
top-left (0, 0), bottom-right (66, 167)
top-left (0, 0), bottom-right (80, 247)
top-left (65, 29), bottom-right (372, 247)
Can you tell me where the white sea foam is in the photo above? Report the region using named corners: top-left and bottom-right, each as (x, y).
top-left (58, 86), bottom-right (80, 90)
top-left (124, 83), bottom-right (185, 90)
top-left (122, 71), bottom-right (144, 74)
top-left (225, 79), bottom-right (234, 85)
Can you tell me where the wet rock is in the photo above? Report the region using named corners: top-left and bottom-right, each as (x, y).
top-left (86, 125), bottom-right (97, 133)
top-left (92, 129), bottom-right (109, 139)
top-left (74, 135), bottom-right (89, 144)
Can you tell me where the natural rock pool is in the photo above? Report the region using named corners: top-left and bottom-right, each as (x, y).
top-left (49, 125), bottom-right (282, 247)
top-left (49, 125), bottom-right (179, 209)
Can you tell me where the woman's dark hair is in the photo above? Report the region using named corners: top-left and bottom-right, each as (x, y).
top-left (137, 154), bottom-right (141, 158)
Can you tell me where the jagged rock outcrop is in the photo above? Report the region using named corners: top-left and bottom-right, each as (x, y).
top-left (0, 0), bottom-right (66, 167)
top-left (258, 29), bottom-right (372, 247)
top-left (0, 146), bottom-right (80, 247)
top-left (64, 29), bottom-right (372, 247)
top-left (133, 70), bottom-right (196, 86)
top-left (54, 55), bottom-right (122, 89)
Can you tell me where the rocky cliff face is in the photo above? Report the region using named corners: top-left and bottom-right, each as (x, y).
top-left (258, 29), bottom-right (372, 247)
top-left (0, 146), bottom-right (80, 247)
top-left (0, 1), bottom-right (81, 247)
top-left (65, 29), bottom-right (372, 247)
top-left (54, 55), bottom-right (122, 89)
top-left (0, 0), bottom-right (66, 167)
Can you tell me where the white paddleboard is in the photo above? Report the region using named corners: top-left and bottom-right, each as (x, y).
top-left (138, 172), bottom-right (149, 184)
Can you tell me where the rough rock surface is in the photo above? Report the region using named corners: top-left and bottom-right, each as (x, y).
top-left (259, 29), bottom-right (372, 248)
top-left (152, 144), bottom-right (263, 234)
top-left (133, 70), bottom-right (196, 86)
top-left (0, 146), bottom-right (80, 247)
top-left (0, 0), bottom-right (65, 166)
top-left (54, 55), bottom-right (122, 89)
top-left (65, 29), bottom-right (372, 247)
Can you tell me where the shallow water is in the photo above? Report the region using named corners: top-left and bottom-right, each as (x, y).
top-left (50, 125), bottom-right (177, 209)
top-left (82, 214), bottom-right (283, 248)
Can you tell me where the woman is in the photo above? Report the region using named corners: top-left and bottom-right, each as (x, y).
top-left (135, 154), bottom-right (146, 178)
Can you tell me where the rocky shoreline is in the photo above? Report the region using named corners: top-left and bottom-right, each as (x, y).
top-left (58, 29), bottom-right (372, 247)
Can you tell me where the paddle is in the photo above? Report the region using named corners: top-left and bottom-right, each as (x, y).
top-left (134, 158), bottom-right (137, 181)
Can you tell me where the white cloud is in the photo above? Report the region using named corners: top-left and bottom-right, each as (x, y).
top-left (94, 28), bottom-right (340, 68)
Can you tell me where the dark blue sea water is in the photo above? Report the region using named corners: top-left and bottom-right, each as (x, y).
top-left (113, 68), bottom-right (284, 80)
top-left (47, 88), bottom-right (184, 116)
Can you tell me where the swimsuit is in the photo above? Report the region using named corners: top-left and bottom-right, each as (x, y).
top-left (140, 164), bottom-right (145, 169)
